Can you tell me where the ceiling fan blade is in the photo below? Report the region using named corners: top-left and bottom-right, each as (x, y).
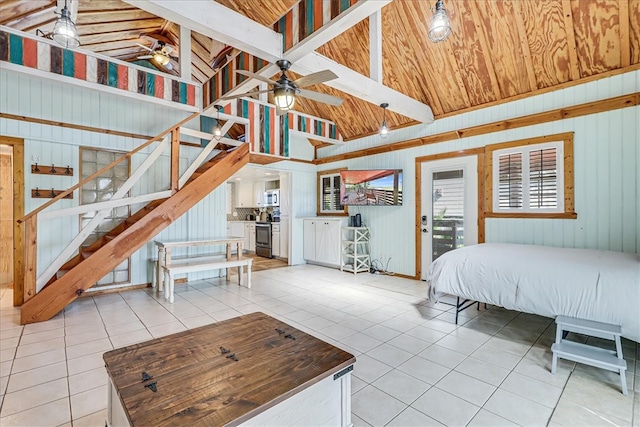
top-left (236, 70), bottom-right (278, 85)
top-left (135, 42), bottom-right (154, 53)
top-left (219, 89), bottom-right (273, 101)
top-left (293, 70), bottom-right (338, 88)
top-left (137, 55), bottom-right (153, 60)
top-left (298, 89), bottom-right (344, 107)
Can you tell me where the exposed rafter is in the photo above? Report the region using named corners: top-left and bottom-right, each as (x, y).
top-left (124, 0), bottom-right (434, 124)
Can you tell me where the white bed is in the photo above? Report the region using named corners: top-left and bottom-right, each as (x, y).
top-left (427, 243), bottom-right (640, 343)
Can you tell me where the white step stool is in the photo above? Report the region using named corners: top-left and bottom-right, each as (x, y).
top-left (551, 316), bottom-right (627, 395)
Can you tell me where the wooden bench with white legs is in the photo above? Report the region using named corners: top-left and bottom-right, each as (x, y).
top-left (163, 257), bottom-right (252, 303)
top-left (150, 254), bottom-right (225, 289)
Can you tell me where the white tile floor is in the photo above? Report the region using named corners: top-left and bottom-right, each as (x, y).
top-left (0, 264), bottom-right (638, 426)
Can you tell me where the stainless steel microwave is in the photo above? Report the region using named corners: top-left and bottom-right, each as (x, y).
top-left (264, 189), bottom-right (280, 207)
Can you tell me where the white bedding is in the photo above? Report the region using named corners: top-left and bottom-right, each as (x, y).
top-left (427, 243), bottom-right (640, 342)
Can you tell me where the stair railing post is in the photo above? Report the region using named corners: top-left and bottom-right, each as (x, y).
top-left (171, 127), bottom-right (180, 194)
top-left (23, 215), bottom-right (37, 303)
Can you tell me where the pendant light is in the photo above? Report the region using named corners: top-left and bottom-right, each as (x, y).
top-left (52, 0), bottom-right (80, 49)
top-left (379, 103), bottom-right (389, 138)
top-left (212, 105), bottom-right (224, 141)
top-left (428, 0), bottom-right (452, 43)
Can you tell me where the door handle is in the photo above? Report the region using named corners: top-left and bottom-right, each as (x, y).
top-left (422, 228), bottom-right (429, 233)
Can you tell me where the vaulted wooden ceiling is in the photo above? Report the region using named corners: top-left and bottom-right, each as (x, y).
top-left (1, 0), bottom-right (639, 140)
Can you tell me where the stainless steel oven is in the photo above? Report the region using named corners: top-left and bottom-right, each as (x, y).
top-left (255, 222), bottom-right (272, 258)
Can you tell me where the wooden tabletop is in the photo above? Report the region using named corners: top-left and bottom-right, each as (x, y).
top-left (103, 312), bottom-right (356, 427)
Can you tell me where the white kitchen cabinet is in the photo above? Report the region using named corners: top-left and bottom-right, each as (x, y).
top-left (272, 223), bottom-right (280, 257)
top-left (245, 223), bottom-right (256, 252)
top-left (253, 181), bottom-right (265, 208)
top-left (279, 218), bottom-right (289, 260)
top-left (235, 181), bottom-right (254, 208)
top-left (303, 218), bottom-right (347, 267)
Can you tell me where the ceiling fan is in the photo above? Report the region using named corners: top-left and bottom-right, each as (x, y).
top-left (220, 59), bottom-right (343, 113)
top-left (136, 40), bottom-right (177, 70)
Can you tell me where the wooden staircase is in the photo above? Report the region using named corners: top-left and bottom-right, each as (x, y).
top-left (20, 144), bottom-right (249, 324)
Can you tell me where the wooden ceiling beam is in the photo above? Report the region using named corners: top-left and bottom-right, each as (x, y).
top-left (179, 25), bottom-right (191, 79)
top-left (513, 0), bottom-right (538, 92)
top-left (122, 0), bottom-right (283, 62)
top-left (293, 52), bottom-right (434, 123)
top-left (369, 10), bottom-right (382, 83)
top-left (619, 0), bottom-right (630, 67)
top-left (561, 0), bottom-right (580, 80)
top-left (469, 0), bottom-right (502, 101)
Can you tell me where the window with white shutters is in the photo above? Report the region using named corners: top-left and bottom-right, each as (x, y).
top-left (492, 141), bottom-right (564, 213)
top-left (319, 172), bottom-right (345, 214)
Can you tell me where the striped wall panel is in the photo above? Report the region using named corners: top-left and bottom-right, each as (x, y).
top-left (0, 29), bottom-right (198, 108)
top-left (219, 97), bottom-right (342, 156)
top-left (275, 0), bottom-right (359, 51)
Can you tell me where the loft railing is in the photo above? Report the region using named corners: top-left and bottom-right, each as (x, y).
top-left (17, 110), bottom-right (246, 303)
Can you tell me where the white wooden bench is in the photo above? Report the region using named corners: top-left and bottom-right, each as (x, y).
top-left (162, 257), bottom-right (252, 303)
top-left (551, 315), bottom-right (627, 395)
top-left (150, 254), bottom-right (226, 289)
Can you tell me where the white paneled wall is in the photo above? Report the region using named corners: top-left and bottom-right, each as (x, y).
top-left (318, 71), bottom-right (639, 276)
top-left (0, 68), bottom-right (227, 289)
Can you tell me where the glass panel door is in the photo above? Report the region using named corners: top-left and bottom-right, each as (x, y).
top-left (420, 156), bottom-right (477, 279)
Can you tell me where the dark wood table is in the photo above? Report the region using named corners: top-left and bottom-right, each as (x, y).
top-left (103, 312), bottom-right (356, 427)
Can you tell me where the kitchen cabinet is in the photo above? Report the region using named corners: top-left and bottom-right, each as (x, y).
top-left (279, 218), bottom-right (289, 260)
top-left (272, 223), bottom-right (280, 257)
top-left (245, 222), bottom-right (256, 252)
top-left (303, 218), bottom-right (347, 267)
top-left (253, 181), bottom-right (265, 208)
top-left (235, 181), bottom-right (254, 208)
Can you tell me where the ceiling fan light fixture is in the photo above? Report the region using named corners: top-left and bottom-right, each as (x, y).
top-left (52, 0), bottom-right (79, 49)
top-left (428, 0), bottom-right (452, 43)
top-left (379, 103), bottom-right (389, 139)
top-left (274, 86), bottom-right (296, 111)
top-left (153, 52), bottom-right (170, 66)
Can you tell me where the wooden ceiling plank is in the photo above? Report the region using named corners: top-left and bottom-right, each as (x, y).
top-left (76, 18), bottom-right (165, 36)
top-left (75, 9), bottom-right (159, 24)
top-left (77, 0), bottom-right (139, 12)
top-left (619, 0), bottom-right (630, 67)
top-left (631, 0), bottom-right (640, 64)
top-left (0, 1), bottom-right (53, 24)
top-left (80, 29), bottom-right (165, 45)
top-left (513, 0), bottom-right (539, 91)
top-left (22, 17), bottom-right (56, 34)
top-left (469, 0), bottom-right (502, 101)
top-left (562, 0), bottom-right (580, 80)
top-left (2, 5), bottom-right (55, 28)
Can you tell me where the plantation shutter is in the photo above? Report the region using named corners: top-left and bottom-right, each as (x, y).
top-left (529, 148), bottom-right (557, 209)
top-left (320, 173), bottom-right (343, 212)
top-left (498, 153), bottom-right (523, 208)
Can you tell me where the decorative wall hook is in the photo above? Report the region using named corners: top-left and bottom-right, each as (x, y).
top-left (50, 188), bottom-right (56, 197)
top-left (34, 187), bottom-right (40, 197)
top-left (65, 165), bottom-right (72, 175)
top-left (50, 164), bottom-right (56, 173)
top-left (34, 163), bottom-right (40, 172)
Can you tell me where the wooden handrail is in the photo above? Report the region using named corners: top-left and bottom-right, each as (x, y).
top-left (18, 112), bottom-right (200, 223)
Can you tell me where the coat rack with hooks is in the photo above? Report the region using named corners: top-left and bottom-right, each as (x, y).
top-left (31, 187), bottom-right (73, 199)
top-left (31, 163), bottom-right (74, 175)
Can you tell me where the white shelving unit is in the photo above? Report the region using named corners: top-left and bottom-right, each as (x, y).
top-left (340, 227), bottom-right (370, 275)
